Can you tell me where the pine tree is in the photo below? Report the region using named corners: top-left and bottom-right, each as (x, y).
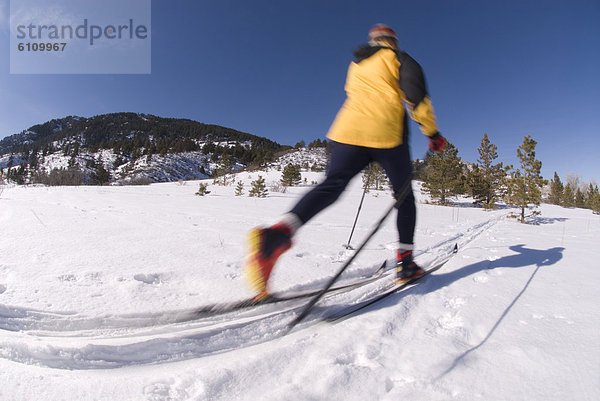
top-left (548, 172), bottom-right (564, 205)
top-left (362, 162), bottom-right (389, 192)
top-left (280, 164), bottom-right (301, 187)
top-left (467, 133), bottom-right (507, 209)
top-left (14, 164), bottom-right (27, 185)
top-left (562, 183), bottom-right (575, 207)
top-left (92, 157), bottom-right (111, 185)
top-left (235, 180), bottom-right (244, 196)
top-left (252, 151), bottom-right (269, 169)
top-left (587, 183), bottom-right (600, 214)
top-left (213, 154), bottom-right (234, 186)
top-left (195, 182), bottom-right (211, 196)
top-left (308, 139), bottom-right (327, 149)
top-left (294, 140), bottom-right (306, 149)
top-left (421, 142), bottom-right (465, 205)
top-left (29, 151), bottom-right (39, 171)
top-left (249, 175), bottom-right (268, 198)
top-left (412, 159), bottom-right (427, 180)
top-left (504, 135), bottom-right (547, 223)
top-left (575, 188), bottom-right (586, 208)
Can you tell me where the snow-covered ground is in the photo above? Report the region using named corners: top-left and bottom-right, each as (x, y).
top-left (0, 171), bottom-right (598, 401)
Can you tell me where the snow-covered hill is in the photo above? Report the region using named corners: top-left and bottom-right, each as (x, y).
top-left (0, 146), bottom-right (327, 185)
top-left (0, 112), bottom-right (288, 184)
top-left (0, 171), bottom-right (598, 400)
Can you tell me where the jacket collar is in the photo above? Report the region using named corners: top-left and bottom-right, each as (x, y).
top-left (353, 44), bottom-right (397, 63)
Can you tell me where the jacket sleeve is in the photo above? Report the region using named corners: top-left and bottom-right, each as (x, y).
top-left (397, 51), bottom-right (439, 137)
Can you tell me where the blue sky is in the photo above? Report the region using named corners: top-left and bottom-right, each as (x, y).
top-left (0, 0), bottom-right (598, 183)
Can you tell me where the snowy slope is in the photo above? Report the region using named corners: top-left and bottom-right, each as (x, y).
top-left (0, 149), bottom-right (213, 184)
top-left (270, 147), bottom-right (327, 171)
top-left (0, 173), bottom-right (598, 401)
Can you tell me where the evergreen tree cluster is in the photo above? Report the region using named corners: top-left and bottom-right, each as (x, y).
top-left (291, 139), bottom-right (328, 150)
top-left (548, 172), bottom-right (600, 214)
top-left (0, 113), bottom-right (283, 160)
top-left (196, 177), bottom-right (271, 199)
top-left (418, 133), bottom-right (548, 222)
top-left (307, 139), bottom-right (328, 149)
top-left (421, 142), bottom-right (466, 205)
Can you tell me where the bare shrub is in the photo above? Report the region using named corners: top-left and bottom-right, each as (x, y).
top-left (119, 176), bottom-right (153, 186)
top-left (33, 168), bottom-right (85, 186)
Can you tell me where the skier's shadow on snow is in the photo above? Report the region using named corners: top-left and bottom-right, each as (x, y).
top-left (346, 244), bottom-right (564, 316)
top-left (425, 244), bottom-right (565, 379)
top-left (348, 244), bottom-right (564, 378)
top-left (429, 244), bottom-right (564, 290)
top-left (346, 244), bottom-right (565, 317)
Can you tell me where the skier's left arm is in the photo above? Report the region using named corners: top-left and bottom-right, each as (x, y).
top-left (397, 52), bottom-right (441, 139)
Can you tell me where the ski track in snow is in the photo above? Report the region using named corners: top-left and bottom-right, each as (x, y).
top-left (0, 214), bottom-right (498, 369)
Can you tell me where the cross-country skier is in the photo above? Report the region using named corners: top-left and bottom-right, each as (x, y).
top-left (245, 23), bottom-right (448, 300)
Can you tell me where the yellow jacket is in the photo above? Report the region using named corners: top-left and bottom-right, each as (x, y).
top-left (327, 45), bottom-right (438, 148)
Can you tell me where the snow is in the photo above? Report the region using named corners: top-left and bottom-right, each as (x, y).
top-left (0, 172), bottom-right (598, 401)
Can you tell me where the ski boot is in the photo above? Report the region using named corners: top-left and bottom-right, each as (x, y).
top-left (245, 222), bottom-right (293, 301)
top-left (396, 249), bottom-right (425, 284)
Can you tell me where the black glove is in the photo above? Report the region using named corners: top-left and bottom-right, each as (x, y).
top-left (428, 132), bottom-right (448, 153)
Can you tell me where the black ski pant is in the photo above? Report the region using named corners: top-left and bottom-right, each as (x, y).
top-left (290, 141), bottom-right (416, 245)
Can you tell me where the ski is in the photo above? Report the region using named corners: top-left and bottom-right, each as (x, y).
top-left (188, 260), bottom-right (392, 319)
top-left (324, 244), bottom-right (458, 322)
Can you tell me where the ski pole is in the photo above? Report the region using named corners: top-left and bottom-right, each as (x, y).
top-left (345, 164), bottom-right (372, 250)
top-left (287, 178), bottom-right (412, 333)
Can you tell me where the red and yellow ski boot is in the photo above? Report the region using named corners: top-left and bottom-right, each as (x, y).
top-left (245, 223), bottom-right (293, 301)
top-left (396, 249), bottom-right (425, 284)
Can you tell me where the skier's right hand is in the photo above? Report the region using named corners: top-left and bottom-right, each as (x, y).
top-left (428, 132), bottom-right (447, 153)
